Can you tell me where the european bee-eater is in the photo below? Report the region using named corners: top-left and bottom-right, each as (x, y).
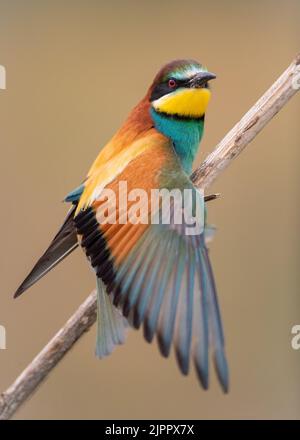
top-left (14, 59), bottom-right (229, 392)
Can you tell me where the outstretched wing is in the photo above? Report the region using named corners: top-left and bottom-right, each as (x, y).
top-left (74, 130), bottom-right (228, 392)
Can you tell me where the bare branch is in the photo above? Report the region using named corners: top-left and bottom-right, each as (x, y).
top-left (0, 292), bottom-right (97, 420)
top-left (1, 54), bottom-right (299, 420)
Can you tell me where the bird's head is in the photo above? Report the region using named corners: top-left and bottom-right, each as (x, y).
top-left (149, 59), bottom-right (216, 119)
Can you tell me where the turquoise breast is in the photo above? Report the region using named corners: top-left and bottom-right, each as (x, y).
top-left (150, 109), bottom-right (204, 174)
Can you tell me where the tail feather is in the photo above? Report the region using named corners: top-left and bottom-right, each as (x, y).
top-left (14, 205), bottom-right (78, 298)
top-left (95, 277), bottom-right (128, 358)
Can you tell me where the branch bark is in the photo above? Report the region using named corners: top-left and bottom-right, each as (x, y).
top-left (1, 54), bottom-right (299, 420)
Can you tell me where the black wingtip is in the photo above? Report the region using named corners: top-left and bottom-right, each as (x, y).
top-left (204, 193), bottom-right (221, 203)
top-left (13, 267), bottom-right (43, 299)
top-left (196, 372), bottom-right (209, 391)
top-left (214, 349), bottom-right (230, 394)
top-left (222, 384), bottom-right (229, 394)
top-left (14, 276), bottom-right (32, 297)
top-left (195, 365), bottom-right (209, 391)
top-left (13, 284), bottom-right (26, 299)
top-left (219, 378), bottom-right (229, 394)
top-left (157, 334), bottom-right (172, 358)
top-left (175, 349), bottom-right (190, 376)
top-left (13, 206), bottom-right (78, 300)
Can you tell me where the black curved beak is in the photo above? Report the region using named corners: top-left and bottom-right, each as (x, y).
top-left (189, 71), bottom-right (216, 88)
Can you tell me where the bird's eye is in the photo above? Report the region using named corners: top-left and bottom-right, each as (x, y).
top-left (168, 79), bottom-right (177, 88)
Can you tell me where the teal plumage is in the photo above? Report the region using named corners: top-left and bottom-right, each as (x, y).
top-left (150, 109), bottom-right (205, 174)
top-left (65, 184), bottom-right (84, 203)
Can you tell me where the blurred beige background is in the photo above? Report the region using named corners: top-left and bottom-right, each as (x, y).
top-left (0, 0), bottom-right (300, 420)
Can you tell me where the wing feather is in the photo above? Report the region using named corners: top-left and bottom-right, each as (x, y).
top-left (74, 132), bottom-right (228, 391)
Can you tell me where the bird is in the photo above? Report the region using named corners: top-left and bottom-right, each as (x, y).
top-left (14, 59), bottom-right (229, 393)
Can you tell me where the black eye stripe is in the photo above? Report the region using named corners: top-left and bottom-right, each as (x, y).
top-left (167, 77), bottom-right (189, 87)
top-left (150, 78), bottom-right (191, 101)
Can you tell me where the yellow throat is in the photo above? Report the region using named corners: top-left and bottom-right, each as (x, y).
top-left (152, 87), bottom-right (211, 118)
